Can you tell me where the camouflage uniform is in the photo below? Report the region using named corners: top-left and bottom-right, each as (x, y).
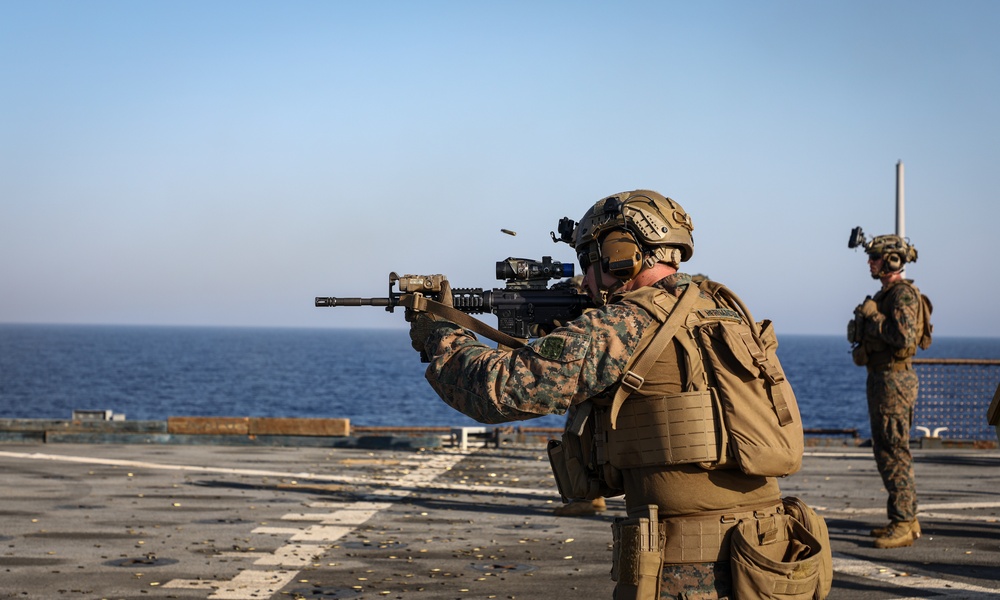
top-left (859, 280), bottom-right (923, 523)
top-left (419, 273), bottom-right (781, 599)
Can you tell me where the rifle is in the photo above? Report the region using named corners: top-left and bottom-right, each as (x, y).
top-left (315, 256), bottom-right (594, 346)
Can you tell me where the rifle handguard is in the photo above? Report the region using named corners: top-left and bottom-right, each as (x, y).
top-left (401, 293), bottom-right (527, 350)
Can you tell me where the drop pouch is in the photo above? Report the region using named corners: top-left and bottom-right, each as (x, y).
top-left (730, 513), bottom-right (825, 600)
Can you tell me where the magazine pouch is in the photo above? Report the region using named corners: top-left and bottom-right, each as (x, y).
top-left (730, 512), bottom-right (823, 600)
top-left (611, 504), bottom-right (663, 600)
top-left (696, 317), bottom-right (803, 477)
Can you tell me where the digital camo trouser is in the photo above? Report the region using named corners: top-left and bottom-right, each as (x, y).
top-left (867, 365), bottom-right (919, 522)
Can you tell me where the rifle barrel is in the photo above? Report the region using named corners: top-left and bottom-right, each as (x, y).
top-left (315, 297), bottom-right (392, 307)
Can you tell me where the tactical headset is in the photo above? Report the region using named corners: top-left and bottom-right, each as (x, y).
top-left (869, 235), bottom-right (917, 273)
top-left (884, 252), bottom-right (904, 271)
top-left (599, 229), bottom-right (644, 280)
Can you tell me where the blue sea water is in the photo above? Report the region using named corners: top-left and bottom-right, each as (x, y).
top-left (1, 324), bottom-right (998, 436)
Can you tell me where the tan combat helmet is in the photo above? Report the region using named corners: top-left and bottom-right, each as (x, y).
top-left (568, 190), bottom-right (694, 281)
top-left (867, 234), bottom-right (918, 278)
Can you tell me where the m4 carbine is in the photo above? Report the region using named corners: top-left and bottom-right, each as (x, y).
top-left (315, 257), bottom-right (594, 344)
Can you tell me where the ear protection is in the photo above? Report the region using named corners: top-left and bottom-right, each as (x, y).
top-left (885, 252), bottom-right (903, 271)
top-left (600, 230), bottom-right (643, 280)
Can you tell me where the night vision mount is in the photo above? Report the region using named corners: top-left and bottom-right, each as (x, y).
top-left (847, 226), bottom-right (868, 250)
top-left (551, 217), bottom-right (577, 246)
top-left (847, 226), bottom-right (918, 269)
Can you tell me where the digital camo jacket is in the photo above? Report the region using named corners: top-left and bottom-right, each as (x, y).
top-left (865, 279), bottom-right (923, 356)
top-left (419, 274), bottom-right (699, 424)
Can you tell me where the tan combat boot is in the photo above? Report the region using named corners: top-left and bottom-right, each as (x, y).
top-left (553, 497), bottom-right (606, 516)
top-left (871, 519), bottom-right (921, 538)
top-left (873, 520), bottom-right (921, 548)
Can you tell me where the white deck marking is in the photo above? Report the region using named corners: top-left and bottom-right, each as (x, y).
top-left (833, 554), bottom-right (1000, 597)
top-left (306, 501), bottom-right (349, 508)
top-left (289, 524), bottom-right (354, 542)
top-left (280, 502), bottom-right (391, 524)
top-left (0, 449), bottom-right (581, 499)
top-left (161, 579), bottom-right (217, 590)
top-left (206, 569), bottom-right (300, 599)
top-left (251, 526), bottom-right (304, 536)
top-left (819, 500), bottom-right (1000, 524)
top-left (253, 544), bottom-right (328, 567)
top-left (0, 449), bottom-right (466, 599)
top-left (0, 450), bottom-right (369, 484)
top-left (825, 500), bottom-right (1000, 515)
top-left (918, 511), bottom-right (1000, 523)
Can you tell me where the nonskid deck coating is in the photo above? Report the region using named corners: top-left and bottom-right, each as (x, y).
top-left (0, 442), bottom-right (998, 599)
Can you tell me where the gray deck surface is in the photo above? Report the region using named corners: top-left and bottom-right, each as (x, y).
top-left (1, 441), bottom-right (998, 599)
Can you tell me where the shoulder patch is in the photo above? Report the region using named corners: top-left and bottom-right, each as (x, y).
top-left (697, 308), bottom-right (742, 322)
top-left (537, 336), bottom-right (566, 360)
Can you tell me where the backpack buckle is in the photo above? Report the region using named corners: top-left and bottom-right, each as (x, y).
top-left (621, 370), bottom-right (645, 392)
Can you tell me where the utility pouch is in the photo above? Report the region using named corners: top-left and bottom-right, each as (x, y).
top-left (696, 318), bottom-right (803, 477)
top-left (546, 439), bottom-right (581, 501)
top-left (546, 402), bottom-right (620, 501)
top-left (611, 505), bottom-right (663, 600)
top-left (730, 513), bottom-right (824, 600)
top-left (782, 497), bottom-right (832, 599)
top-left (846, 317), bottom-right (862, 345)
top-left (851, 345), bottom-right (868, 367)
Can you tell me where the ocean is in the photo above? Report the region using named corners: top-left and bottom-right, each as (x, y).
top-left (1, 324), bottom-right (998, 438)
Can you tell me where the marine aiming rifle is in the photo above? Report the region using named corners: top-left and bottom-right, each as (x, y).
top-left (315, 256), bottom-right (594, 347)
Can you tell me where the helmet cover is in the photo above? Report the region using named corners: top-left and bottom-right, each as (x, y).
top-left (572, 190), bottom-right (694, 271)
top-left (866, 234), bottom-right (918, 276)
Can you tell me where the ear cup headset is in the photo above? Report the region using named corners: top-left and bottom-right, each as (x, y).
top-left (600, 230), bottom-right (644, 280)
top-left (571, 196), bottom-right (641, 284)
top-left (884, 252), bottom-right (903, 271)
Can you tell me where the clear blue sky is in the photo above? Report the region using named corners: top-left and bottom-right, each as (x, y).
top-left (2, 1), bottom-right (998, 336)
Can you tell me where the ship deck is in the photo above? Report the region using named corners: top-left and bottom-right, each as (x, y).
top-left (1, 441), bottom-right (998, 599)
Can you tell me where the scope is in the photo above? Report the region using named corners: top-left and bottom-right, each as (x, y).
top-left (496, 256), bottom-right (573, 282)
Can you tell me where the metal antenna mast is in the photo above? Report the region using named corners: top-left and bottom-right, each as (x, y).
top-left (896, 160), bottom-right (906, 276)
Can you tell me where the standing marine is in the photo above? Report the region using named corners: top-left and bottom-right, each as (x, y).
top-left (848, 231), bottom-right (932, 549)
top-left (409, 190), bottom-right (829, 599)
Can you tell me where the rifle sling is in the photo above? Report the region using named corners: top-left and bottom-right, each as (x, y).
top-left (609, 282), bottom-right (702, 429)
top-left (402, 294), bottom-right (528, 350)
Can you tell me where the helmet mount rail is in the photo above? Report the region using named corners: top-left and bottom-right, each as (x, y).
top-left (848, 226), bottom-right (918, 275)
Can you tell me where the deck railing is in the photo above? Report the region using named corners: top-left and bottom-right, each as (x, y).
top-left (913, 358), bottom-right (1000, 441)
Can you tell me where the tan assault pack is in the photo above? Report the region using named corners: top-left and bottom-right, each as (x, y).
top-left (609, 280), bottom-right (803, 477)
top-left (912, 283), bottom-right (934, 351)
top-left (548, 281), bottom-right (803, 503)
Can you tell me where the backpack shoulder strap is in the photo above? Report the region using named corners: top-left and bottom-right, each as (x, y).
top-left (609, 282), bottom-right (702, 429)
